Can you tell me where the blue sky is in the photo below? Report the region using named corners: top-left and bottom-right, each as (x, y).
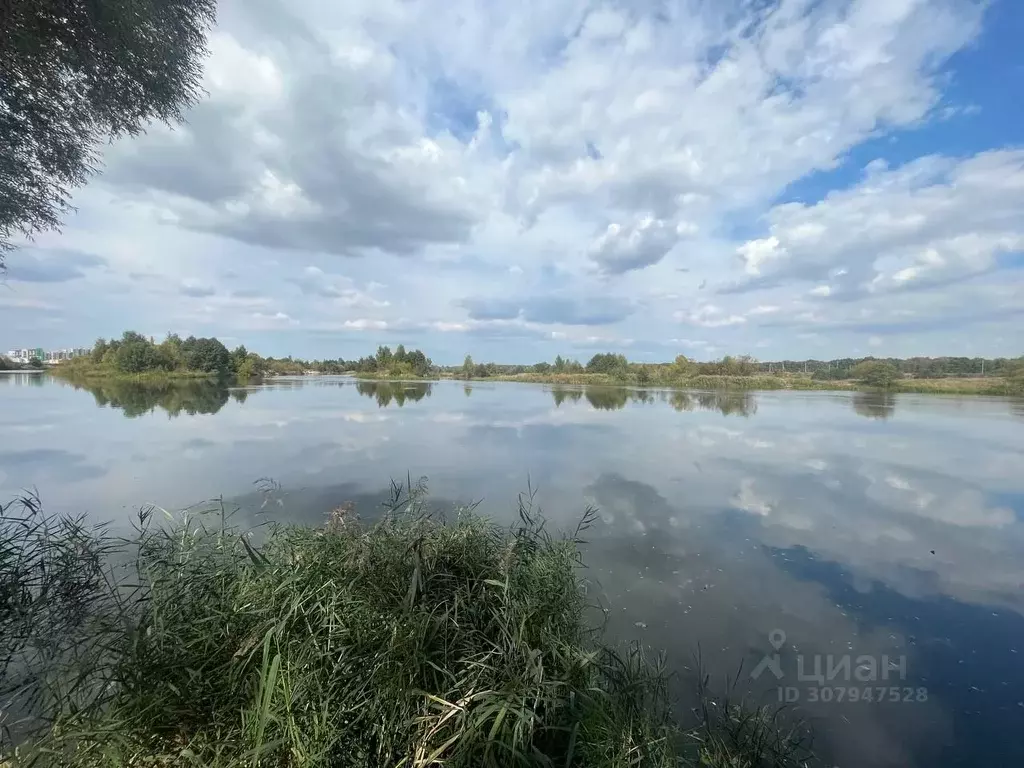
top-left (2, 0), bottom-right (1022, 364)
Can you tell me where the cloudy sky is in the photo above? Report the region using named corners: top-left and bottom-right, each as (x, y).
top-left (3, 0), bottom-right (1022, 363)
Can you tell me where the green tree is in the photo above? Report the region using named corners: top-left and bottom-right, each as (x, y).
top-left (462, 355), bottom-right (474, 380)
top-left (673, 354), bottom-right (694, 378)
top-left (406, 349), bottom-right (430, 377)
top-left (554, 355), bottom-right (566, 373)
top-left (230, 345), bottom-right (249, 373)
top-left (586, 353), bottom-right (629, 375)
top-left (91, 338), bottom-right (109, 363)
top-left (156, 334), bottom-right (184, 371)
top-left (851, 360), bottom-right (900, 388)
top-left (533, 362), bottom-right (552, 374)
top-left (115, 339), bottom-right (157, 373)
top-left (1, 0), bottom-right (217, 263)
top-left (236, 356), bottom-right (257, 382)
top-left (182, 337), bottom-right (230, 374)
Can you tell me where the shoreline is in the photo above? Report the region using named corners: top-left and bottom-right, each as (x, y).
top-left (36, 368), bottom-right (1023, 397)
top-left (443, 372), bottom-right (1023, 396)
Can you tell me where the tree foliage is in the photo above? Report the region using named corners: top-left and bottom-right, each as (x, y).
top-left (585, 353), bottom-right (629, 375)
top-left (61, 331), bottom-right (253, 379)
top-left (181, 336), bottom-right (230, 374)
top-left (851, 360), bottom-right (900, 388)
top-left (1, 0), bottom-right (217, 262)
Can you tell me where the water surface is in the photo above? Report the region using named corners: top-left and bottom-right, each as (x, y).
top-left (2, 374), bottom-right (1023, 766)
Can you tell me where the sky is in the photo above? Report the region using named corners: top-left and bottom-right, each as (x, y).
top-left (2, 0), bottom-right (1023, 364)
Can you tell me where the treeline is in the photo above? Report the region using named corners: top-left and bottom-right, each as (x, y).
top-left (452, 351), bottom-right (1023, 388)
top-left (319, 345), bottom-right (434, 378)
top-left (449, 353), bottom-right (764, 384)
top-left (60, 332), bottom-right (264, 379)
top-left (0, 356), bottom-right (43, 371)
top-left (758, 356), bottom-right (1022, 379)
top-left (451, 354), bottom-right (586, 380)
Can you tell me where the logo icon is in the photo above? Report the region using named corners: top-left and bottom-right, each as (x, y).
top-left (751, 629), bottom-right (786, 680)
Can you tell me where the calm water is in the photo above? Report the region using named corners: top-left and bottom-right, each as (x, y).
top-left (2, 374), bottom-right (1023, 766)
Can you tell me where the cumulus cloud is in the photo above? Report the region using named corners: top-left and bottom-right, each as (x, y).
top-left (588, 216), bottom-right (692, 273)
top-left (733, 150), bottom-right (1024, 294)
top-left (6, 0), bottom-right (1018, 361)
top-left (99, 5), bottom-right (485, 258)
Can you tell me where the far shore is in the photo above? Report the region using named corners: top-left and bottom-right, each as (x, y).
top-left (23, 366), bottom-right (1023, 397)
top-left (351, 371), bottom-right (1022, 396)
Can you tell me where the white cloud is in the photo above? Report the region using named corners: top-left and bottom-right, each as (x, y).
top-left (343, 319), bottom-right (389, 331)
top-left (587, 216), bottom-right (683, 274)
top-left (677, 304), bottom-right (747, 328)
top-left (735, 150), bottom-right (1024, 295)
top-left (5, 0), bottom-right (1017, 362)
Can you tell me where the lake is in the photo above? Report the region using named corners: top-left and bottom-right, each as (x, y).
top-left (2, 373), bottom-right (1023, 766)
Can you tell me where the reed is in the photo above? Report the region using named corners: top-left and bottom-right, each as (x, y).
top-left (1, 488), bottom-right (813, 767)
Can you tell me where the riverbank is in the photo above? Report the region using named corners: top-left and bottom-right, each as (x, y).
top-left (2, 491), bottom-right (812, 767)
top-left (48, 362), bottom-right (228, 384)
top-left (353, 370), bottom-right (438, 381)
top-left (445, 371), bottom-right (1022, 396)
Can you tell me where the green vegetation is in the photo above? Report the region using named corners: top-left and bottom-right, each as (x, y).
top-left (0, 356), bottom-right (43, 372)
top-left (2, 0), bottom-right (216, 263)
top-left (447, 352), bottom-right (1024, 395)
top-left (350, 345), bottom-right (435, 379)
top-left (849, 360), bottom-right (900, 388)
top-left (49, 333), bottom-right (302, 384)
top-left (47, 333), bottom-right (1023, 396)
top-left (53, 332), bottom-right (245, 381)
top-left (1, 489), bottom-right (812, 768)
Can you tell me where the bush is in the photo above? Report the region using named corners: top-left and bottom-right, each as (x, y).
top-left (851, 360), bottom-right (900, 388)
top-left (586, 353), bottom-right (629, 375)
top-left (183, 336), bottom-right (231, 374)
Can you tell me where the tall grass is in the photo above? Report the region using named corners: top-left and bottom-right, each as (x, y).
top-left (2, 487), bottom-right (813, 768)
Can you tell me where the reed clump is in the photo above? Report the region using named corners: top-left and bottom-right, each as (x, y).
top-left (2, 488), bottom-right (812, 767)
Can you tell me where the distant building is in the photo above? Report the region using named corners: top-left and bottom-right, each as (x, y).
top-left (43, 348), bottom-right (89, 363)
top-left (5, 347), bottom-right (87, 364)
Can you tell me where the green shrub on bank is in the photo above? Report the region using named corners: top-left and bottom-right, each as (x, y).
top-left (2, 489), bottom-right (813, 768)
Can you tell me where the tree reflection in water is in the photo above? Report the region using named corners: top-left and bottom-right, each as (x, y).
top-left (355, 380), bottom-right (433, 408)
top-left (66, 379), bottom-right (235, 418)
top-left (852, 391), bottom-right (896, 420)
top-left (551, 386), bottom-right (758, 416)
